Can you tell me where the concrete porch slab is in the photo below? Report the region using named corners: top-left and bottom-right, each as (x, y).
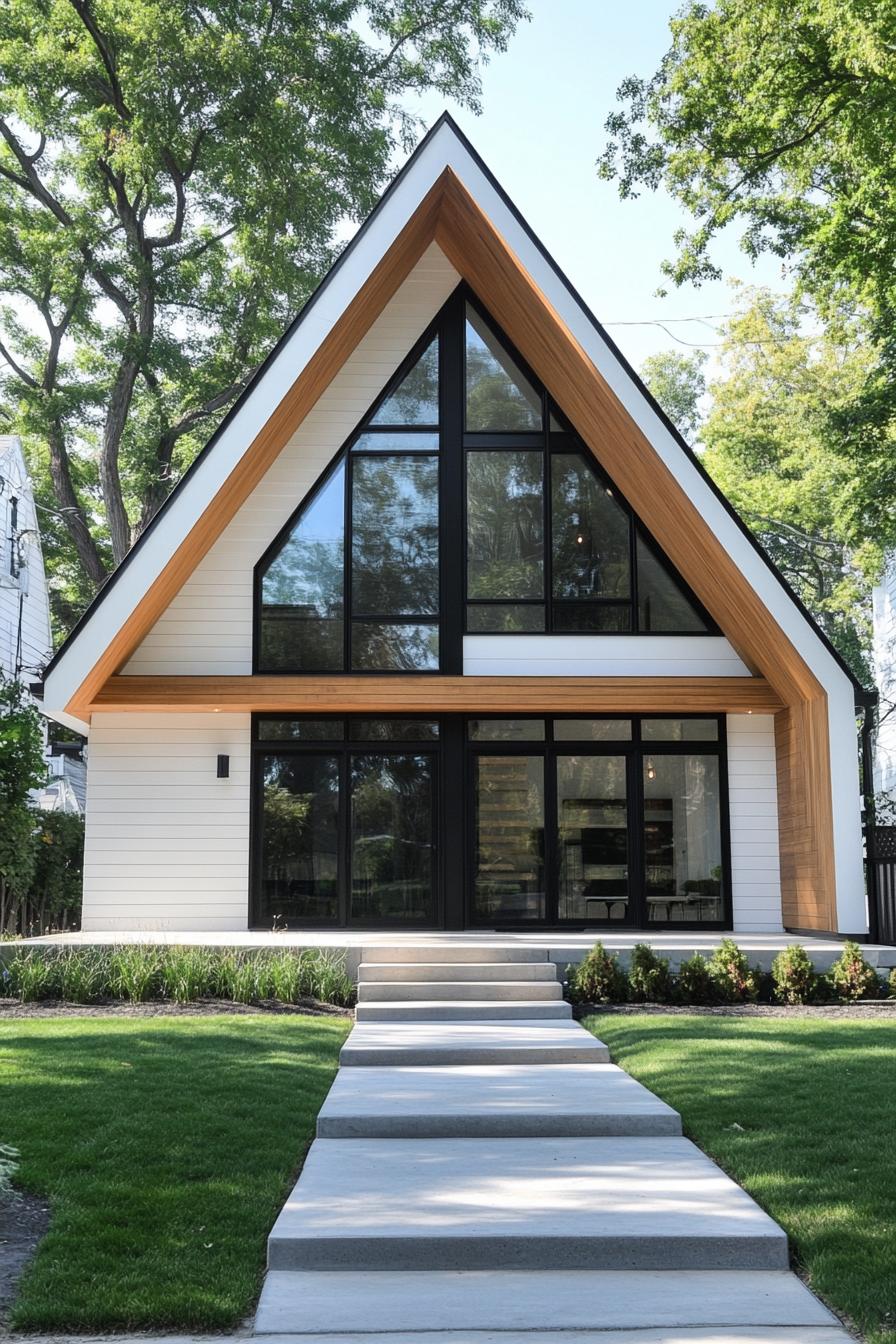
top-left (266, 1136), bottom-right (788, 1271)
top-left (254, 1269), bottom-right (837, 1336)
top-left (340, 1020), bottom-right (610, 1066)
top-left (316, 1063), bottom-right (681, 1137)
top-left (253, 1332), bottom-right (852, 1343)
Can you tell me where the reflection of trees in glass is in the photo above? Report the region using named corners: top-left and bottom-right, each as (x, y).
top-left (465, 310), bottom-right (542, 431)
top-left (637, 535), bottom-right (708, 632)
top-left (352, 456), bottom-right (439, 614)
top-left (371, 340), bottom-right (439, 426)
top-left (552, 456), bottom-right (631, 599)
top-left (260, 755), bottom-right (339, 923)
top-left (467, 452), bottom-right (543, 598)
top-left (475, 756), bottom-right (544, 890)
top-left (352, 623), bottom-right (439, 670)
top-left (351, 755), bottom-right (433, 917)
top-left (467, 603), bottom-right (545, 632)
top-left (260, 462), bottom-right (345, 670)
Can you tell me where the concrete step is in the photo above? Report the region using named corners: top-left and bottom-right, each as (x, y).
top-left (359, 961), bottom-right (558, 982)
top-left (316, 1063), bottom-right (681, 1137)
top-left (357, 979), bottom-right (563, 1002)
top-left (362, 945), bottom-right (547, 964)
top-left (340, 1020), bottom-right (610, 1066)
top-left (266, 1136), bottom-right (788, 1271)
top-left (354, 999), bottom-right (572, 1022)
top-left (255, 1269), bottom-right (841, 1337)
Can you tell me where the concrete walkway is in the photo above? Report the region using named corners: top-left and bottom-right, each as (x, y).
top-left (254, 947), bottom-right (852, 1343)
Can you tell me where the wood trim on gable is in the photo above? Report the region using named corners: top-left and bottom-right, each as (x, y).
top-left (89, 674), bottom-right (784, 715)
top-left (70, 167), bottom-right (839, 932)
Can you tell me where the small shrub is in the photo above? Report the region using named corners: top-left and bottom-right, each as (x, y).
top-left (568, 942), bottom-right (627, 1004)
top-left (708, 938), bottom-right (758, 1003)
top-left (59, 948), bottom-right (107, 1003)
top-left (826, 940), bottom-right (879, 1002)
top-left (159, 947), bottom-right (213, 1004)
top-left (628, 943), bottom-right (672, 1002)
top-left (110, 944), bottom-right (161, 1002)
top-left (675, 951), bottom-right (715, 1004)
top-left (771, 944), bottom-right (817, 1005)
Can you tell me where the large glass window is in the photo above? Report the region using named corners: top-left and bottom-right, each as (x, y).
top-left (467, 452), bottom-right (544, 601)
top-left (643, 753), bottom-right (724, 922)
top-left (258, 754), bottom-right (340, 923)
top-left (557, 755), bottom-right (629, 922)
top-left (255, 291), bottom-right (718, 672)
top-left (259, 461), bottom-right (345, 671)
top-left (350, 753), bottom-right (436, 923)
top-left (473, 755), bottom-right (545, 922)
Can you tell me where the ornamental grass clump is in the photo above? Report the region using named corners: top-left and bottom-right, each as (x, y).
top-left (771, 944), bottom-right (818, 1005)
top-left (890, 967), bottom-right (896, 999)
top-left (110, 944), bottom-right (161, 1002)
top-left (675, 951), bottom-right (715, 1004)
top-left (58, 948), bottom-right (107, 1004)
top-left (826, 940), bottom-right (879, 1002)
top-left (299, 949), bottom-right (355, 1007)
top-left (708, 938), bottom-right (758, 1003)
top-left (7, 950), bottom-right (60, 1002)
top-left (267, 949), bottom-right (303, 1004)
top-left (568, 942), bottom-right (627, 1004)
top-left (628, 942), bottom-right (672, 1002)
top-left (159, 946), bottom-right (213, 1004)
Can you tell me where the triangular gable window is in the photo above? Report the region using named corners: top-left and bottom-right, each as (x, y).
top-left (370, 337), bottom-right (439, 426)
top-left (465, 305), bottom-right (542, 431)
top-left (256, 290), bottom-right (717, 673)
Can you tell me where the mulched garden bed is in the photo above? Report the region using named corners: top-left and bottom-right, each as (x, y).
top-left (579, 1000), bottom-right (896, 1019)
top-left (0, 996), bottom-right (352, 1018)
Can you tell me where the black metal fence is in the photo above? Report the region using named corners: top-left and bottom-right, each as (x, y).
top-left (867, 825), bottom-right (896, 945)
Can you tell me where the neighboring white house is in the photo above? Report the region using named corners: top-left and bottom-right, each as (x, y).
top-left (873, 553), bottom-right (896, 797)
top-left (0, 435), bottom-right (52, 685)
top-left (0, 434), bottom-right (85, 815)
top-left (39, 117), bottom-right (872, 937)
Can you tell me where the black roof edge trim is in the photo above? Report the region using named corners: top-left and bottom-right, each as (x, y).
top-left (44, 109), bottom-right (868, 696)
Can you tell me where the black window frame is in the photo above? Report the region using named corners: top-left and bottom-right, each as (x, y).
top-left (249, 711), bottom-right (732, 931)
top-left (253, 284), bottom-right (719, 675)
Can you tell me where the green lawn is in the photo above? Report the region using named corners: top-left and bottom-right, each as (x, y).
top-left (0, 1015), bottom-right (350, 1331)
top-left (586, 1013), bottom-right (896, 1344)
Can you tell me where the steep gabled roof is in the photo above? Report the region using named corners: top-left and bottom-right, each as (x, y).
top-left (42, 113), bottom-right (866, 729)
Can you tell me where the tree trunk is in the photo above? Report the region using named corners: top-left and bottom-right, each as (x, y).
top-left (101, 357), bottom-right (140, 564)
top-left (47, 422), bottom-right (109, 586)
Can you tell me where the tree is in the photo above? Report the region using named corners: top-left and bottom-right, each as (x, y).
top-left (641, 349), bottom-right (706, 442)
top-left (598, 0), bottom-right (896, 543)
top-left (696, 291), bottom-right (881, 682)
top-left (0, 676), bottom-right (46, 931)
top-left (0, 0), bottom-right (527, 631)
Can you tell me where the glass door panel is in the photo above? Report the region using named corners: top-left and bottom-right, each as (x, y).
top-left (644, 754), bottom-right (723, 922)
top-left (557, 755), bottom-right (629, 922)
top-left (473, 755), bottom-right (545, 922)
top-left (258, 754), bottom-right (340, 925)
top-left (349, 753), bottom-right (436, 924)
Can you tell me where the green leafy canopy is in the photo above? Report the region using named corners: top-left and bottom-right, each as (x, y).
top-left (0, 0), bottom-right (528, 635)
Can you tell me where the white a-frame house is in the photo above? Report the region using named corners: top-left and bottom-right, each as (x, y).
top-left (39, 117), bottom-right (871, 938)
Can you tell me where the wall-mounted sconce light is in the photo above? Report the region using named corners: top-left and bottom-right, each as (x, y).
top-left (216, 754), bottom-right (229, 779)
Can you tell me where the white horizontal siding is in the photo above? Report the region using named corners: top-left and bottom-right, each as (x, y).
top-left (727, 713), bottom-right (783, 932)
top-left (463, 635), bottom-right (750, 676)
top-left (82, 713), bottom-right (251, 932)
top-left (124, 245), bottom-right (459, 675)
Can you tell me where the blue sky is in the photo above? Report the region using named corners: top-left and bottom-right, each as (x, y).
top-left (404, 0), bottom-right (786, 371)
